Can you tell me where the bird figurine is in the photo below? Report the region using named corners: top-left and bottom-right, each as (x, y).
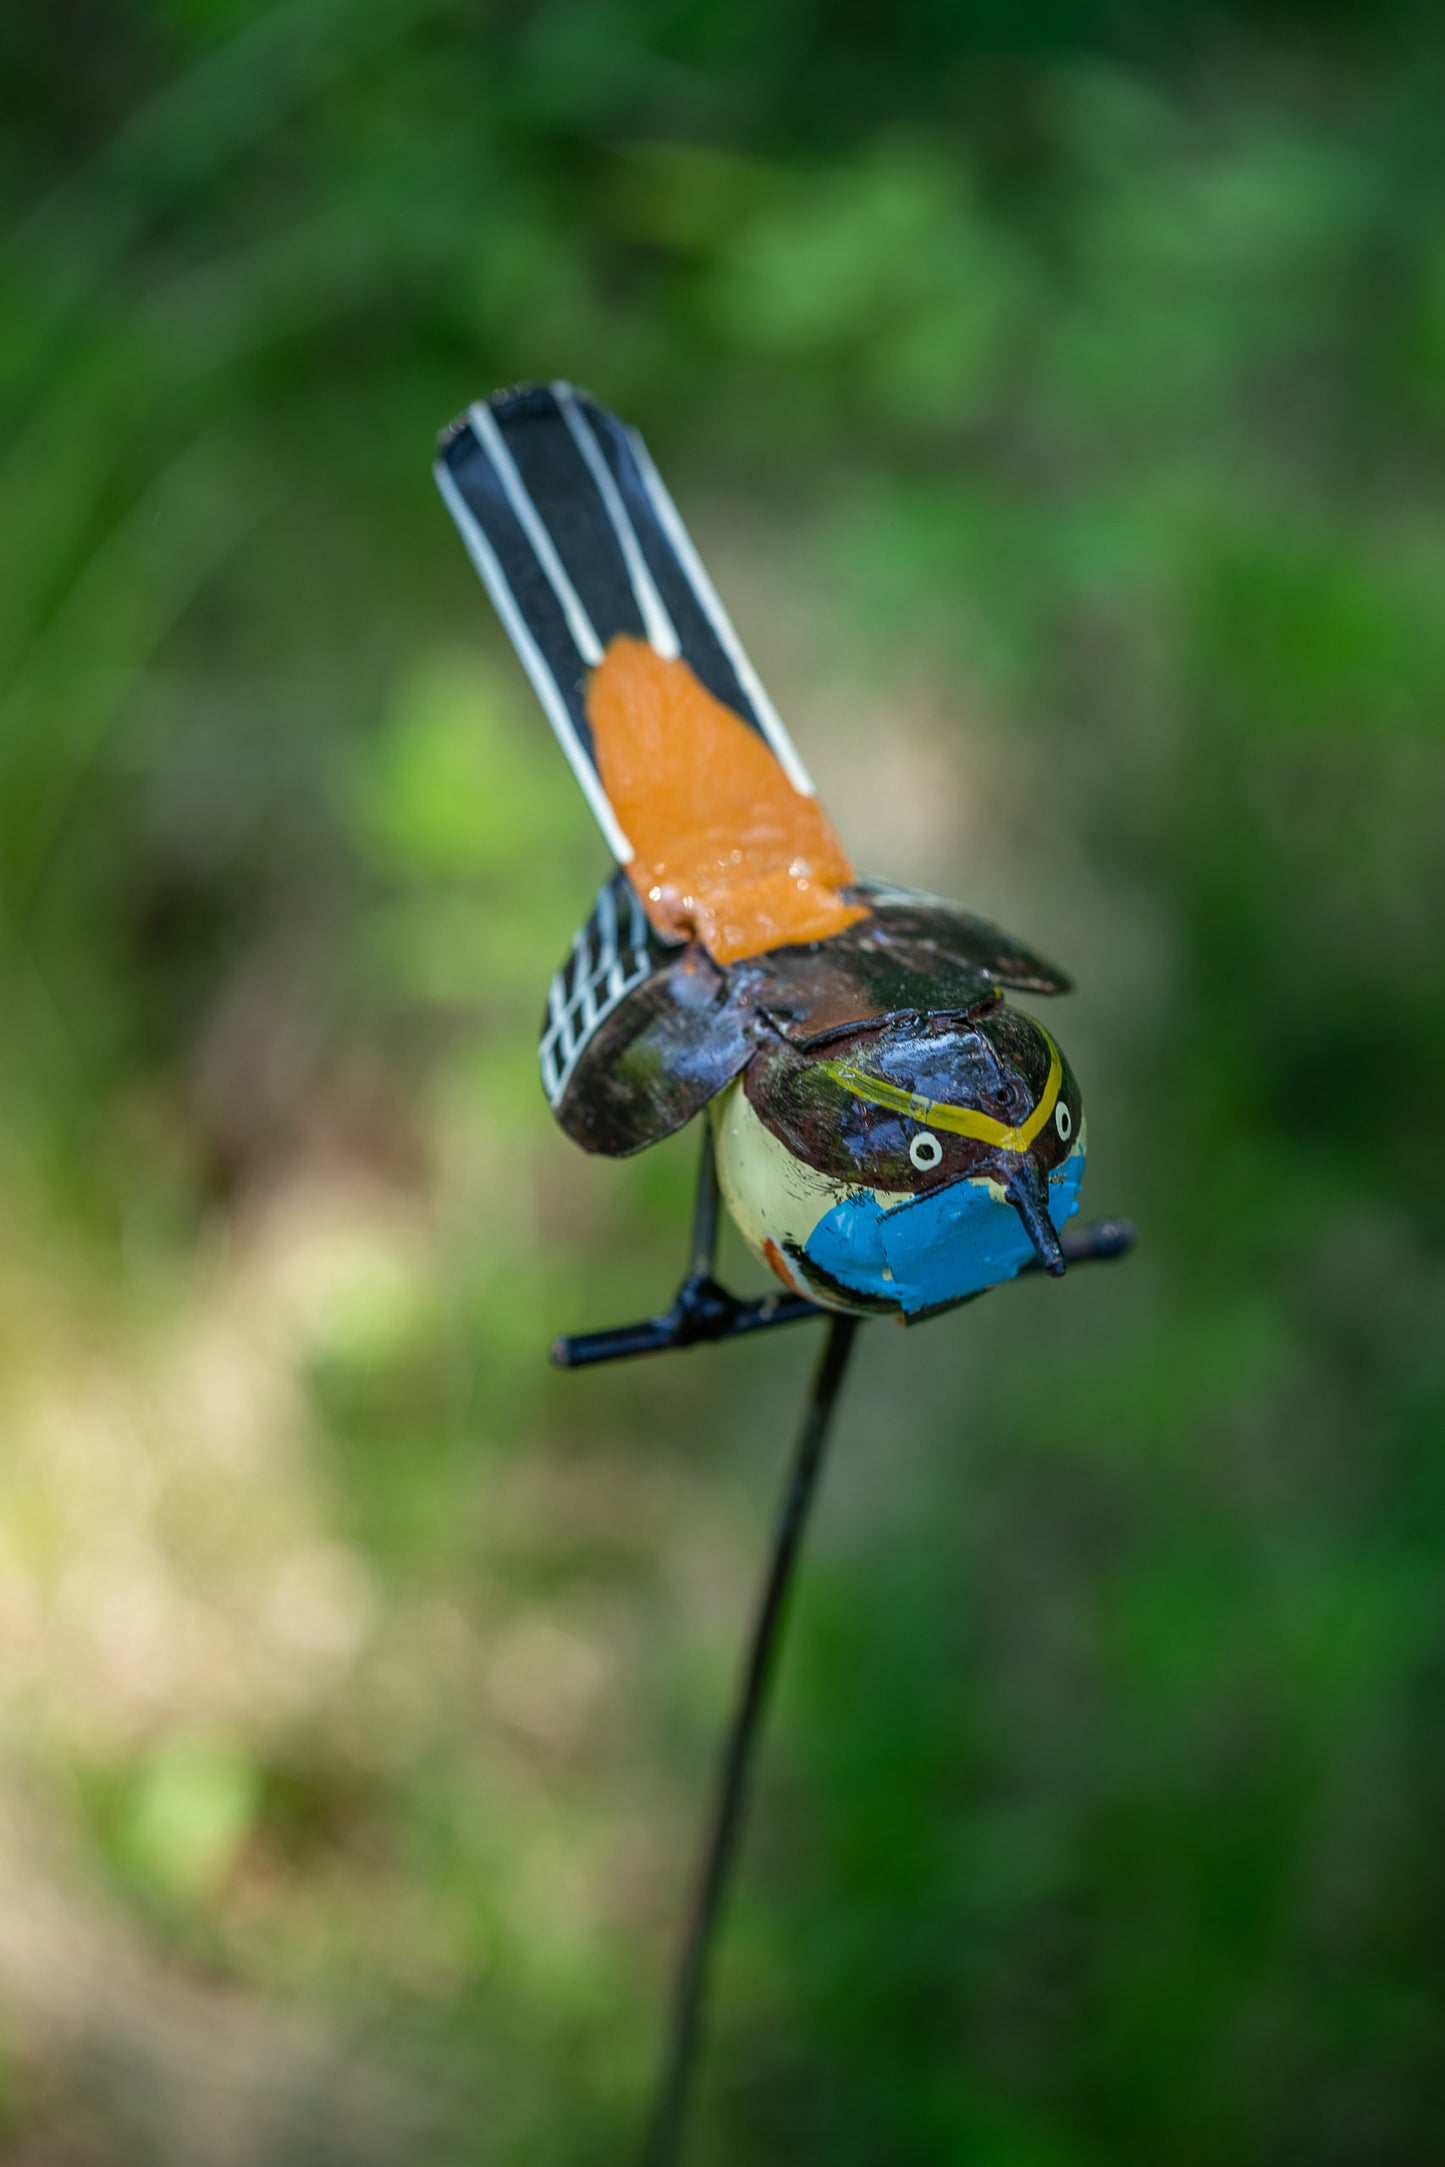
top-left (433, 382), bottom-right (1131, 1365)
top-left (433, 382), bottom-right (1135, 2165)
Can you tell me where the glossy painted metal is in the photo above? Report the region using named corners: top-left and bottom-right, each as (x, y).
top-left (435, 382), bottom-right (1113, 1314)
top-left (713, 1052), bottom-right (1086, 1318)
top-left (433, 384), bottom-right (1135, 2167)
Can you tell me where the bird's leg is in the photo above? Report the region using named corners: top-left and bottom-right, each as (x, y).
top-left (550, 1124), bottom-right (824, 1369)
top-left (676, 1115), bottom-right (724, 1299)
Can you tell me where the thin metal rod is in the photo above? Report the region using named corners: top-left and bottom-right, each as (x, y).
top-left (641, 1313), bottom-right (861, 2167)
top-left (688, 1122), bottom-right (721, 1281)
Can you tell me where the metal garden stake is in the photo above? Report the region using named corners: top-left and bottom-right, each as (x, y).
top-left (433, 384), bottom-right (1134, 2163)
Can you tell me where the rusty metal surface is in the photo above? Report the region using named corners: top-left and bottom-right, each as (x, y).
top-left (543, 873), bottom-right (1077, 1160)
top-left (847, 878), bottom-right (1073, 995)
top-left (552, 942), bottom-right (764, 1155)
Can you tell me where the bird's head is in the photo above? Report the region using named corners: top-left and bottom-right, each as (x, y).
top-left (713, 1000), bottom-right (1086, 1315)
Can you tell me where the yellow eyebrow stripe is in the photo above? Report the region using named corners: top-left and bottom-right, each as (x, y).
top-left (821, 1031), bottom-right (1062, 1154)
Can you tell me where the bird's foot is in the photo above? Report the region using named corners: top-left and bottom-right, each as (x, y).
top-left (550, 1270), bottom-right (823, 1369)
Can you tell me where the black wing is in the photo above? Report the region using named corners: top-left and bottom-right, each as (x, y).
top-left (541, 872), bottom-right (764, 1155)
top-left (849, 878), bottom-right (1073, 996)
top-left (535, 871), bottom-right (1068, 1148)
top-left (735, 879), bottom-right (1072, 1050)
top-left (435, 382), bottom-right (816, 864)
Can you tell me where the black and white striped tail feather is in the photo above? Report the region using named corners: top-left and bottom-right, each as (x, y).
top-left (539, 872), bottom-right (660, 1108)
top-left (434, 382), bottom-right (815, 865)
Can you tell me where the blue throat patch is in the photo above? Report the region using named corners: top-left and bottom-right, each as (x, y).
top-left (804, 1147), bottom-right (1086, 1314)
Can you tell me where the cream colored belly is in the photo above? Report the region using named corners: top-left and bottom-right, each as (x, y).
top-left (710, 1078), bottom-right (908, 1312)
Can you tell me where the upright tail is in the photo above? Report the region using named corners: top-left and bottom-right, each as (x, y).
top-left (434, 383), bottom-right (864, 964)
top-left (434, 383), bottom-right (816, 852)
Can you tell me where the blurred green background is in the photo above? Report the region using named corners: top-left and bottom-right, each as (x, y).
top-left (3, 2), bottom-right (1444, 2161)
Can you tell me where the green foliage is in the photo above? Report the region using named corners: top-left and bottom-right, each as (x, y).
top-left (1, 2), bottom-right (1443, 2163)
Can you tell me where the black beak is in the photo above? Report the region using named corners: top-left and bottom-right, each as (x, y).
top-left (1007, 1162), bottom-right (1066, 1277)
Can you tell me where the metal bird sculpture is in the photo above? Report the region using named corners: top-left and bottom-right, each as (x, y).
top-left (434, 383), bottom-right (1131, 1362)
top-left (433, 382), bottom-right (1134, 2162)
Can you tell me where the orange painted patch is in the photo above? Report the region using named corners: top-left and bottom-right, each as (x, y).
top-left (586, 638), bottom-right (867, 966)
top-left (762, 1237), bottom-right (801, 1295)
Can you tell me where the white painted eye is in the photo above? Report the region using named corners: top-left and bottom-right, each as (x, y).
top-left (1055, 1101), bottom-right (1072, 1142)
top-left (909, 1132), bottom-right (943, 1170)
